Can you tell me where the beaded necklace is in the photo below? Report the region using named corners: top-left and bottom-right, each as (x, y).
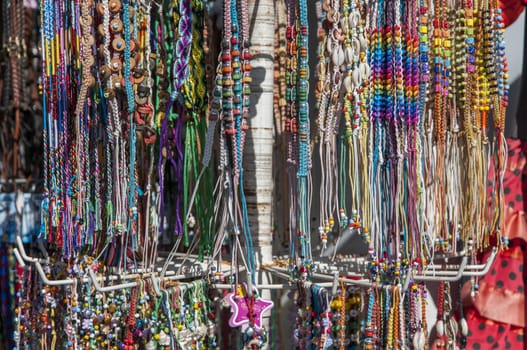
top-left (37, 0), bottom-right (216, 280)
top-left (286, 0), bottom-right (299, 264)
top-left (207, 1), bottom-right (276, 347)
top-left (317, 0), bottom-right (342, 254)
top-left (491, 0), bottom-right (509, 247)
top-left (17, 268), bottom-right (219, 349)
top-left (312, 284), bottom-right (332, 349)
top-left (330, 282), bottom-right (346, 349)
top-left (19, 0), bottom-right (518, 348)
top-left (405, 0), bottom-right (422, 260)
top-left (0, 1), bottom-right (36, 182)
top-left (294, 282), bottom-right (314, 349)
top-left (339, 0), bottom-right (369, 233)
top-left (186, 0), bottom-right (215, 259)
top-left (213, 0), bottom-right (256, 284)
top-left (297, 0), bottom-right (312, 271)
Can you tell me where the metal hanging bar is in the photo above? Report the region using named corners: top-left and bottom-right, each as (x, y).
top-left (16, 236), bottom-right (49, 263)
top-left (414, 256), bottom-right (468, 282)
top-left (88, 269), bottom-right (139, 292)
top-left (15, 227), bottom-right (499, 291)
top-left (34, 261), bottom-right (75, 286)
top-left (13, 248), bottom-right (25, 268)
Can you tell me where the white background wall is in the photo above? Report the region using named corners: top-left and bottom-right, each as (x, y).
top-left (505, 11), bottom-right (525, 138)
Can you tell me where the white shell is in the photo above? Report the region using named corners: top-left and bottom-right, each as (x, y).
top-left (359, 35), bottom-right (368, 51)
top-left (332, 46), bottom-right (345, 66)
top-left (450, 318), bottom-right (459, 335)
top-left (413, 331), bottom-right (425, 350)
top-left (196, 325), bottom-right (207, 337)
top-left (349, 11), bottom-right (360, 28)
top-left (363, 62), bottom-right (371, 79)
top-left (186, 214), bottom-right (196, 228)
top-left (359, 62), bottom-right (369, 81)
top-left (343, 75), bottom-right (352, 92)
top-left (326, 39), bottom-right (333, 54)
top-left (340, 17), bottom-right (348, 33)
top-left (345, 47), bottom-right (354, 64)
top-left (460, 317), bottom-right (468, 336)
top-left (179, 336), bottom-right (191, 349)
top-left (159, 330), bottom-right (170, 346)
top-left (351, 38), bottom-right (361, 60)
top-left (145, 341), bottom-right (156, 350)
top-left (352, 68), bottom-right (361, 88)
top-left (208, 323), bottom-right (216, 336)
top-left (436, 320), bottom-right (445, 337)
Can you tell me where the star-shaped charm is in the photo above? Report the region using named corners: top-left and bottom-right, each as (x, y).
top-left (225, 288), bottom-right (274, 330)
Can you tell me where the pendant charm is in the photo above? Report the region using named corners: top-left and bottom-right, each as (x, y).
top-left (436, 319), bottom-right (445, 337)
top-left (413, 330), bottom-right (425, 350)
top-left (226, 285), bottom-right (274, 330)
top-left (460, 317), bottom-right (468, 336)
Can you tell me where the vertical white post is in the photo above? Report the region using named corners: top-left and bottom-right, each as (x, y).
top-left (245, 0), bottom-right (275, 348)
top-left (244, 1), bottom-right (274, 270)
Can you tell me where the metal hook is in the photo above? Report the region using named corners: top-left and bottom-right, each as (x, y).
top-left (151, 272), bottom-right (162, 296)
top-left (16, 236), bottom-right (49, 263)
top-left (415, 257), bottom-right (468, 282)
top-left (35, 261), bottom-right (75, 286)
top-left (463, 247), bottom-right (497, 277)
top-left (331, 272), bottom-right (339, 295)
top-left (88, 268), bottom-right (137, 292)
top-left (13, 248), bottom-right (25, 268)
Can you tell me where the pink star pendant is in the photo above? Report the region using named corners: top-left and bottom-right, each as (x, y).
top-left (225, 286), bottom-right (274, 330)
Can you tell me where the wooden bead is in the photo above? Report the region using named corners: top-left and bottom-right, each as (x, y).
top-left (109, 0), bottom-right (121, 13)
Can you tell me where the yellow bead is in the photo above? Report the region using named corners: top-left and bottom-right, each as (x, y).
top-left (154, 334), bottom-right (160, 340)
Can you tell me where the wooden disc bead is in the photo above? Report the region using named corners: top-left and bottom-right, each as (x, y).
top-left (109, 0), bottom-right (121, 13)
top-left (100, 66), bottom-right (111, 79)
top-left (110, 19), bottom-right (123, 33)
top-left (110, 58), bottom-right (122, 72)
top-left (112, 37), bottom-right (125, 52)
